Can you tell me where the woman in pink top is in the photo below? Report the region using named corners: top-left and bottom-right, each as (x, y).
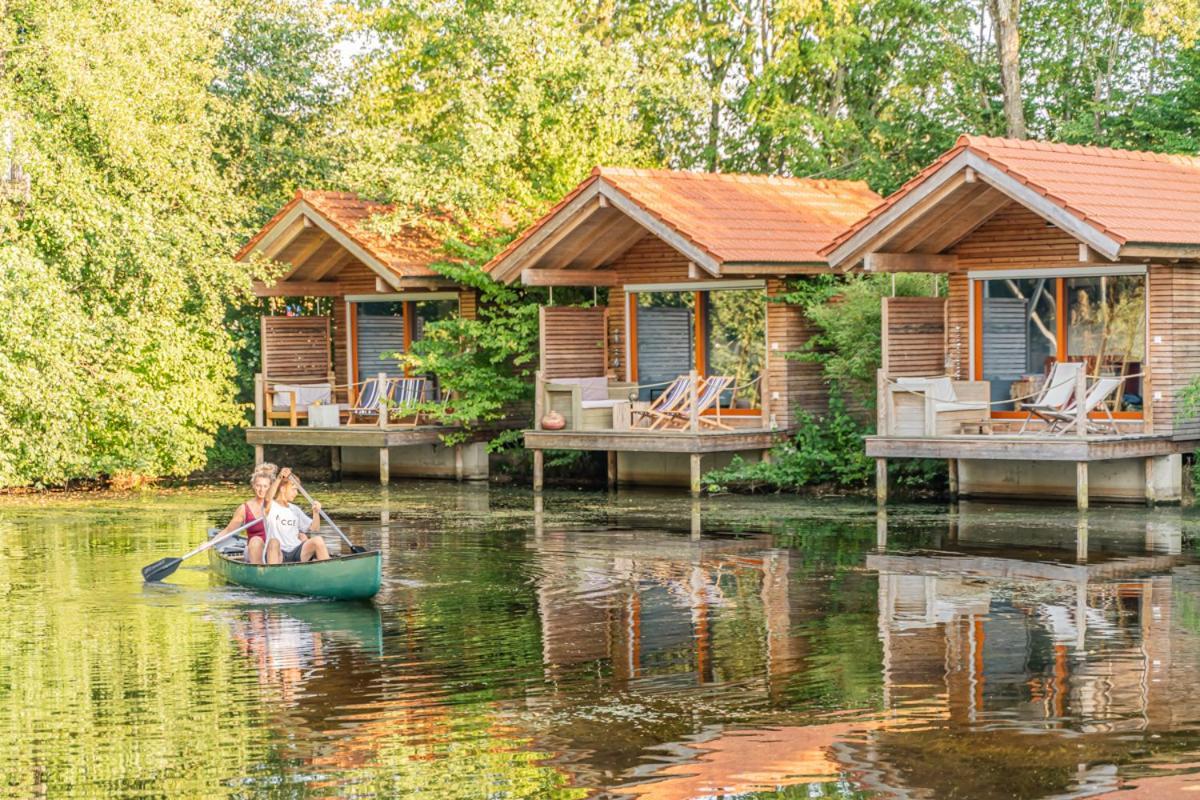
top-left (217, 463), bottom-right (277, 564)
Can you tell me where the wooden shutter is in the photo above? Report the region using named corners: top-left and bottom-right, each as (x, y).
top-left (539, 306), bottom-right (608, 380)
top-left (982, 296), bottom-right (1028, 378)
top-left (635, 306), bottom-right (694, 400)
top-left (356, 314), bottom-right (407, 379)
top-left (261, 316), bottom-right (330, 382)
top-left (882, 297), bottom-right (946, 377)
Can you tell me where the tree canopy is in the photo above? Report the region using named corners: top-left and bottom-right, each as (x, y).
top-left (3, 0), bottom-right (1200, 485)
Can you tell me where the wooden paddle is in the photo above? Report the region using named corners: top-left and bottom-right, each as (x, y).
top-left (142, 516), bottom-right (259, 582)
top-left (289, 478), bottom-right (366, 554)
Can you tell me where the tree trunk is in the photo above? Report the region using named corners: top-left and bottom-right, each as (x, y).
top-left (988, 0), bottom-right (1025, 139)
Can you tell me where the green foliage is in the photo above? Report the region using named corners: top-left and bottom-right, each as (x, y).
top-left (0, 0), bottom-right (256, 487)
top-left (780, 274), bottom-right (944, 409)
top-left (702, 396), bottom-right (874, 493)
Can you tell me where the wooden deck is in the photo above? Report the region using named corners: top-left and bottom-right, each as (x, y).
top-left (523, 427), bottom-right (786, 454)
top-left (247, 424), bottom-right (460, 449)
top-left (866, 433), bottom-right (1190, 462)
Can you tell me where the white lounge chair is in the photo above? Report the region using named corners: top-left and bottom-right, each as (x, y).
top-left (1045, 376), bottom-right (1124, 435)
top-left (1019, 361), bottom-right (1082, 433)
top-left (894, 376), bottom-right (989, 436)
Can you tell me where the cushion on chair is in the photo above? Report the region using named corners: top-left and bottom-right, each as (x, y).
top-left (271, 383), bottom-right (331, 411)
top-left (581, 399), bottom-right (623, 410)
top-left (552, 376), bottom-right (610, 402)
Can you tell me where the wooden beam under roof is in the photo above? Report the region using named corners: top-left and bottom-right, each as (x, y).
top-left (876, 179), bottom-right (980, 254)
top-left (260, 214), bottom-right (313, 260)
top-left (303, 238), bottom-right (352, 280)
top-left (253, 279), bottom-right (343, 297)
top-left (863, 252), bottom-right (959, 273)
top-left (910, 187), bottom-right (1012, 254)
top-left (521, 268), bottom-right (618, 287)
top-left (276, 228), bottom-right (330, 276)
top-left (537, 208), bottom-right (636, 270)
top-left (573, 224), bottom-right (648, 270)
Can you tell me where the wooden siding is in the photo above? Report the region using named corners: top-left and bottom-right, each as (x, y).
top-left (882, 297), bottom-right (946, 377)
top-left (458, 288), bottom-right (478, 320)
top-left (951, 203), bottom-right (1082, 270)
top-left (766, 279), bottom-right (827, 428)
top-left (609, 236), bottom-right (693, 285)
top-left (261, 316), bottom-right (331, 381)
top-left (1148, 264), bottom-right (1200, 438)
top-left (540, 306), bottom-right (609, 379)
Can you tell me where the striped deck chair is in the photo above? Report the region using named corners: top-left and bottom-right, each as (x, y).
top-left (660, 375), bottom-right (735, 431)
top-left (347, 376), bottom-right (389, 425)
top-left (1046, 376), bottom-right (1124, 436)
top-left (387, 377), bottom-right (427, 427)
top-left (631, 375), bottom-right (693, 430)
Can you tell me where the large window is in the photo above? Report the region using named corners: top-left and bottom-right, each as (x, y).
top-left (631, 287), bottom-right (765, 408)
top-left (976, 272), bottom-right (1145, 414)
top-left (352, 296), bottom-right (459, 387)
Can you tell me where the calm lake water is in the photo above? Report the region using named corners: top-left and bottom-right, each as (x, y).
top-left (4, 483), bottom-right (1200, 798)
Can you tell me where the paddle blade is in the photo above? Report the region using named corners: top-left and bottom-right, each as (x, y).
top-left (142, 557), bottom-right (182, 583)
top-left (351, 545), bottom-right (366, 554)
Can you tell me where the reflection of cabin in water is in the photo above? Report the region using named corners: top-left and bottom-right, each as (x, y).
top-left (238, 190), bottom-right (493, 483)
top-left (486, 167), bottom-right (881, 493)
top-left (823, 136), bottom-right (1200, 507)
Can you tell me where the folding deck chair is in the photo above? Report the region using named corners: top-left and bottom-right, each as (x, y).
top-left (388, 377), bottom-right (427, 427)
top-left (631, 375), bottom-right (693, 430)
top-left (347, 376), bottom-right (389, 425)
top-left (1019, 361), bottom-right (1082, 433)
top-left (1044, 376), bottom-right (1124, 435)
top-left (658, 375), bottom-right (736, 431)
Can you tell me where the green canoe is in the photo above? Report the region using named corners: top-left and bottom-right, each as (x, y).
top-left (208, 549), bottom-right (382, 601)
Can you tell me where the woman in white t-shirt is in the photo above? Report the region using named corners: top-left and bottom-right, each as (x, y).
top-left (262, 467), bottom-right (331, 564)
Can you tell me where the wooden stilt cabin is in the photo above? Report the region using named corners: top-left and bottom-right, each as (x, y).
top-left (822, 136), bottom-right (1200, 507)
top-left (485, 167), bottom-right (881, 493)
top-left (237, 190), bottom-right (488, 483)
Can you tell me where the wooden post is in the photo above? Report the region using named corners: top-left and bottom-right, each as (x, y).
top-left (1076, 461), bottom-right (1088, 510)
top-left (689, 369), bottom-right (699, 432)
top-left (534, 370), bottom-right (544, 430)
top-left (254, 445), bottom-right (264, 467)
top-left (690, 499), bottom-right (702, 540)
top-left (689, 453), bottom-right (702, 497)
top-left (876, 369), bottom-right (889, 436)
top-left (454, 444), bottom-right (464, 482)
top-left (1076, 513), bottom-right (1089, 563)
top-left (254, 373), bottom-right (265, 427)
top-left (1075, 367), bottom-right (1087, 437)
top-left (1145, 456), bottom-right (1157, 506)
top-left (379, 447), bottom-right (389, 486)
top-left (377, 371), bottom-right (388, 429)
top-left (947, 458), bottom-right (959, 501)
top-left (876, 458), bottom-right (888, 505)
top-left (532, 449), bottom-right (544, 492)
top-left (606, 451), bottom-right (617, 490)
top-left (330, 446), bottom-right (341, 481)
top-left (876, 508), bottom-right (888, 549)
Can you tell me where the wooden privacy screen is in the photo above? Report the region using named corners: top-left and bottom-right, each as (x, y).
top-left (881, 297), bottom-right (946, 377)
top-left (261, 316), bottom-right (331, 381)
top-left (539, 306), bottom-right (608, 380)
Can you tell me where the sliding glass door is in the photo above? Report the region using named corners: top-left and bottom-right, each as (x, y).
top-left (631, 287), bottom-right (765, 409)
top-left (975, 272), bottom-right (1145, 414)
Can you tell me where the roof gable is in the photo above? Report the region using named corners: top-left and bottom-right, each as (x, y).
top-left (485, 167), bottom-right (881, 282)
top-left (238, 190), bottom-right (445, 288)
top-left (824, 135), bottom-right (1200, 268)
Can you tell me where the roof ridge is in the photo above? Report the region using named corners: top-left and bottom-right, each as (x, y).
top-left (958, 134), bottom-right (1200, 168)
top-left (595, 166), bottom-right (868, 188)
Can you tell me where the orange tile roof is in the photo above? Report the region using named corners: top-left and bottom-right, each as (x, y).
top-left (237, 190), bottom-right (443, 279)
top-left (485, 167), bottom-right (881, 273)
top-left (823, 135), bottom-right (1200, 257)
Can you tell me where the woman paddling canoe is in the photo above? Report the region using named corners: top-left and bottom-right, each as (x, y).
top-left (263, 467), bottom-right (331, 564)
top-left (215, 462), bottom-right (278, 564)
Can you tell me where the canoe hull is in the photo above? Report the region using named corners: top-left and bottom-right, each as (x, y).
top-left (208, 549), bottom-right (382, 600)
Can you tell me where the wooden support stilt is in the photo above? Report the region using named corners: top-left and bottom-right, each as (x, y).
top-left (947, 458), bottom-right (959, 501)
top-left (1145, 456), bottom-right (1157, 506)
top-left (454, 444), bottom-right (464, 482)
top-left (379, 447), bottom-right (390, 486)
top-left (330, 446), bottom-right (341, 481)
top-left (1076, 461), bottom-right (1088, 510)
top-left (254, 445), bottom-right (264, 467)
top-left (876, 458), bottom-right (888, 505)
top-left (876, 508), bottom-right (888, 549)
top-left (689, 453), bottom-right (702, 497)
top-left (690, 499), bottom-right (702, 540)
top-left (532, 449), bottom-right (544, 492)
top-left (606, 451), bottom-right (617, 490)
